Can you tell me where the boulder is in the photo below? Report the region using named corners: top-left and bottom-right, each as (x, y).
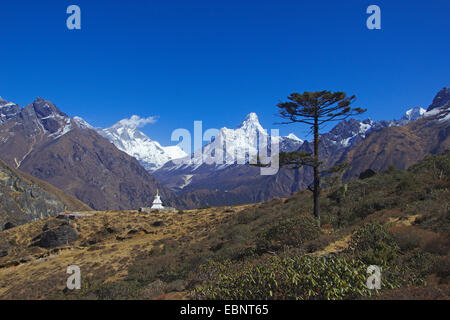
top-left (359, 169), bottom-right (377, 180)
top-left (32, 223), bottom-right (78, 248)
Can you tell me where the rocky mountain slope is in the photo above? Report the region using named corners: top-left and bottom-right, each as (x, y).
top-left (0, 97), bottom-right (182, 210)
top-left (0, 97), bottom-right (20, 125)
top-left (0, 159), bottom-right (90, 230)
top-left (341, 87), bottom-right (450, 178)
top-left (427, 87), bottom-right (450, 112)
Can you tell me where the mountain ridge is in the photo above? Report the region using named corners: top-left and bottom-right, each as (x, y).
top-left (1, 87), bottom-right (447, 209)
top-left (154, 88), bottom-right (448, 207)
top-left (0, 97), bottom-right (184, 210)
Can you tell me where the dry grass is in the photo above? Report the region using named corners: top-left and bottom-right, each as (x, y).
top-left (388, 214), bottom-right (421, 226)
top-left (313, 234), bottom-right (352, 255)
top-left (0, 205), bottom-right (252, 299)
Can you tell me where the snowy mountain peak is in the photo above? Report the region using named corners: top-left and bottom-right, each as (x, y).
top-left (0, 97), bottom-right (18, 109)
top-left (237, 112), bottom-right (267, 136)
top-left (402, 107), bottom-right (426, 121)
top-left (160, 112), bottom-right (304, 174)
top-left (89, 115), bottom-right (187, 172)
top-left (241, 112), bottom-right (259, 123)
top-left (285, 133), bottom-right (303, 142)
top-left (427, 87), bottom-right (450, 112)
top-left (0, 102), bottom-right (17, 108)
top-left (238, 112), bottom-right (264, 131)
top-left (0, 99), bottom-right (20, 124)
top-left (73, 116), bottom-right (94, 129)
top-left (73, 114), bottom-right (187, 171)
top-left (424, 101), bottom-right (450, 122)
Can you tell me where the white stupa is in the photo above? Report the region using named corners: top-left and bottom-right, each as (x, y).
top-left (151, 189), bottom-right (164, 210)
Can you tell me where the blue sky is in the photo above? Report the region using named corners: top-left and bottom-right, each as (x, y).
top-left (0, 0), bottom-right (449, 144)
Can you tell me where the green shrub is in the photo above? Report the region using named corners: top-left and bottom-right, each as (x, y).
top-left (402, 250), bottom-right (438, 278)
top-left (389, 225), bottom-right (436, 252)
top-left (192, 254), bottom-right (408, 300)
top-left (303, 234), bottom-right (332, 253)
top-left (214, 245), bottom-right (257, 261)
top-left (353, 197), bottom-right (397, 219)
top-left (348, 223), bottom-right (400, 266)
top-left (408, 151), bottom-right (450, 180)
top-left (395, 174), bottom-right (419, 195)
top-left (53, 277), bottom-right (142, 300)
top-left (257, 215), bottom-right (320, 250)
top-left (434, 255), bottom-right (450, 279)
top-left (90, 280), bottom-right (141, 300)
top-left (228, 224), bottom-right (252, 243)
top-left (423, 234), bottom-right (450, 256)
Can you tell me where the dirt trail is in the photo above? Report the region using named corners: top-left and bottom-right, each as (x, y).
top-left (314, 234), bottom-right (352, 256)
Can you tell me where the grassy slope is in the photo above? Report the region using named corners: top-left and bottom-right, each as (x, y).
top-left (0, 205), bottom-right (252, 299)
top-left (0, 152), bottom-right (448, 299)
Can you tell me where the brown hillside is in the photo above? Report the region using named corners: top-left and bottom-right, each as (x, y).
top-left (18, 127), bottom-right (183, 211)
top-left (343, 118), bottom-right (450, 178)
top-left (0, 97), bottom-right (183, 210)
top-left (0, 159), bottom-right (90, 229)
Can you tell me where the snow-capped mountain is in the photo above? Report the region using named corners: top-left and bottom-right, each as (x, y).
top-left (163, 112), bottom-right (303, 172)
top-left (319, 106), bottom-right (429, 150)
top-left (0, 98), bottom-right (21, 125)
top-left (285, 133), bottom-right (302, 142)
top-left (157, 104), bottom-right (431, 182)
top-left (401, 107), bottom-right (426, 122)
top-left (0, 97), bottom-right (182, 211)
top-left (73, 116), bottom-right (94, 130)
top-left (99, 119), bottom-right (187, 172)
top-left (153, 112), bottom-right (304, 193)
top-left (155, 103), bottom-right (437, 193)
top-left (0, 97), bottom-right (78, 168)
top-left (424, 87), bottom-right (450, 122)
top-left (427, 87), bottom-right (450, 112)
top-left (1, 97), bottom-right (74, 141)
top-left (321, 118), bottom-right (380, 148)
top-left (74, 115), bottom-right (187, 172)
top-left (90, 113), bottom-right (303, 172)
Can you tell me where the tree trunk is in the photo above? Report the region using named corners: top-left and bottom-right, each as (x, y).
top-left (313, 114), bottom-right (320, 227)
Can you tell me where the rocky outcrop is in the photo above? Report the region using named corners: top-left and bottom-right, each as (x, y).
top-left (0, 159), bottom-right (91, 230)
top-left (0, 98), bottom-right (20, 125)
top-left (31, 220), bottom-right (78, 248)
top-left (427, 87), bottom-right (450, 112)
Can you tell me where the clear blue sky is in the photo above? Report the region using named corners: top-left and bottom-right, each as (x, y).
top-left (0, 0), bottom-right (449, 144)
